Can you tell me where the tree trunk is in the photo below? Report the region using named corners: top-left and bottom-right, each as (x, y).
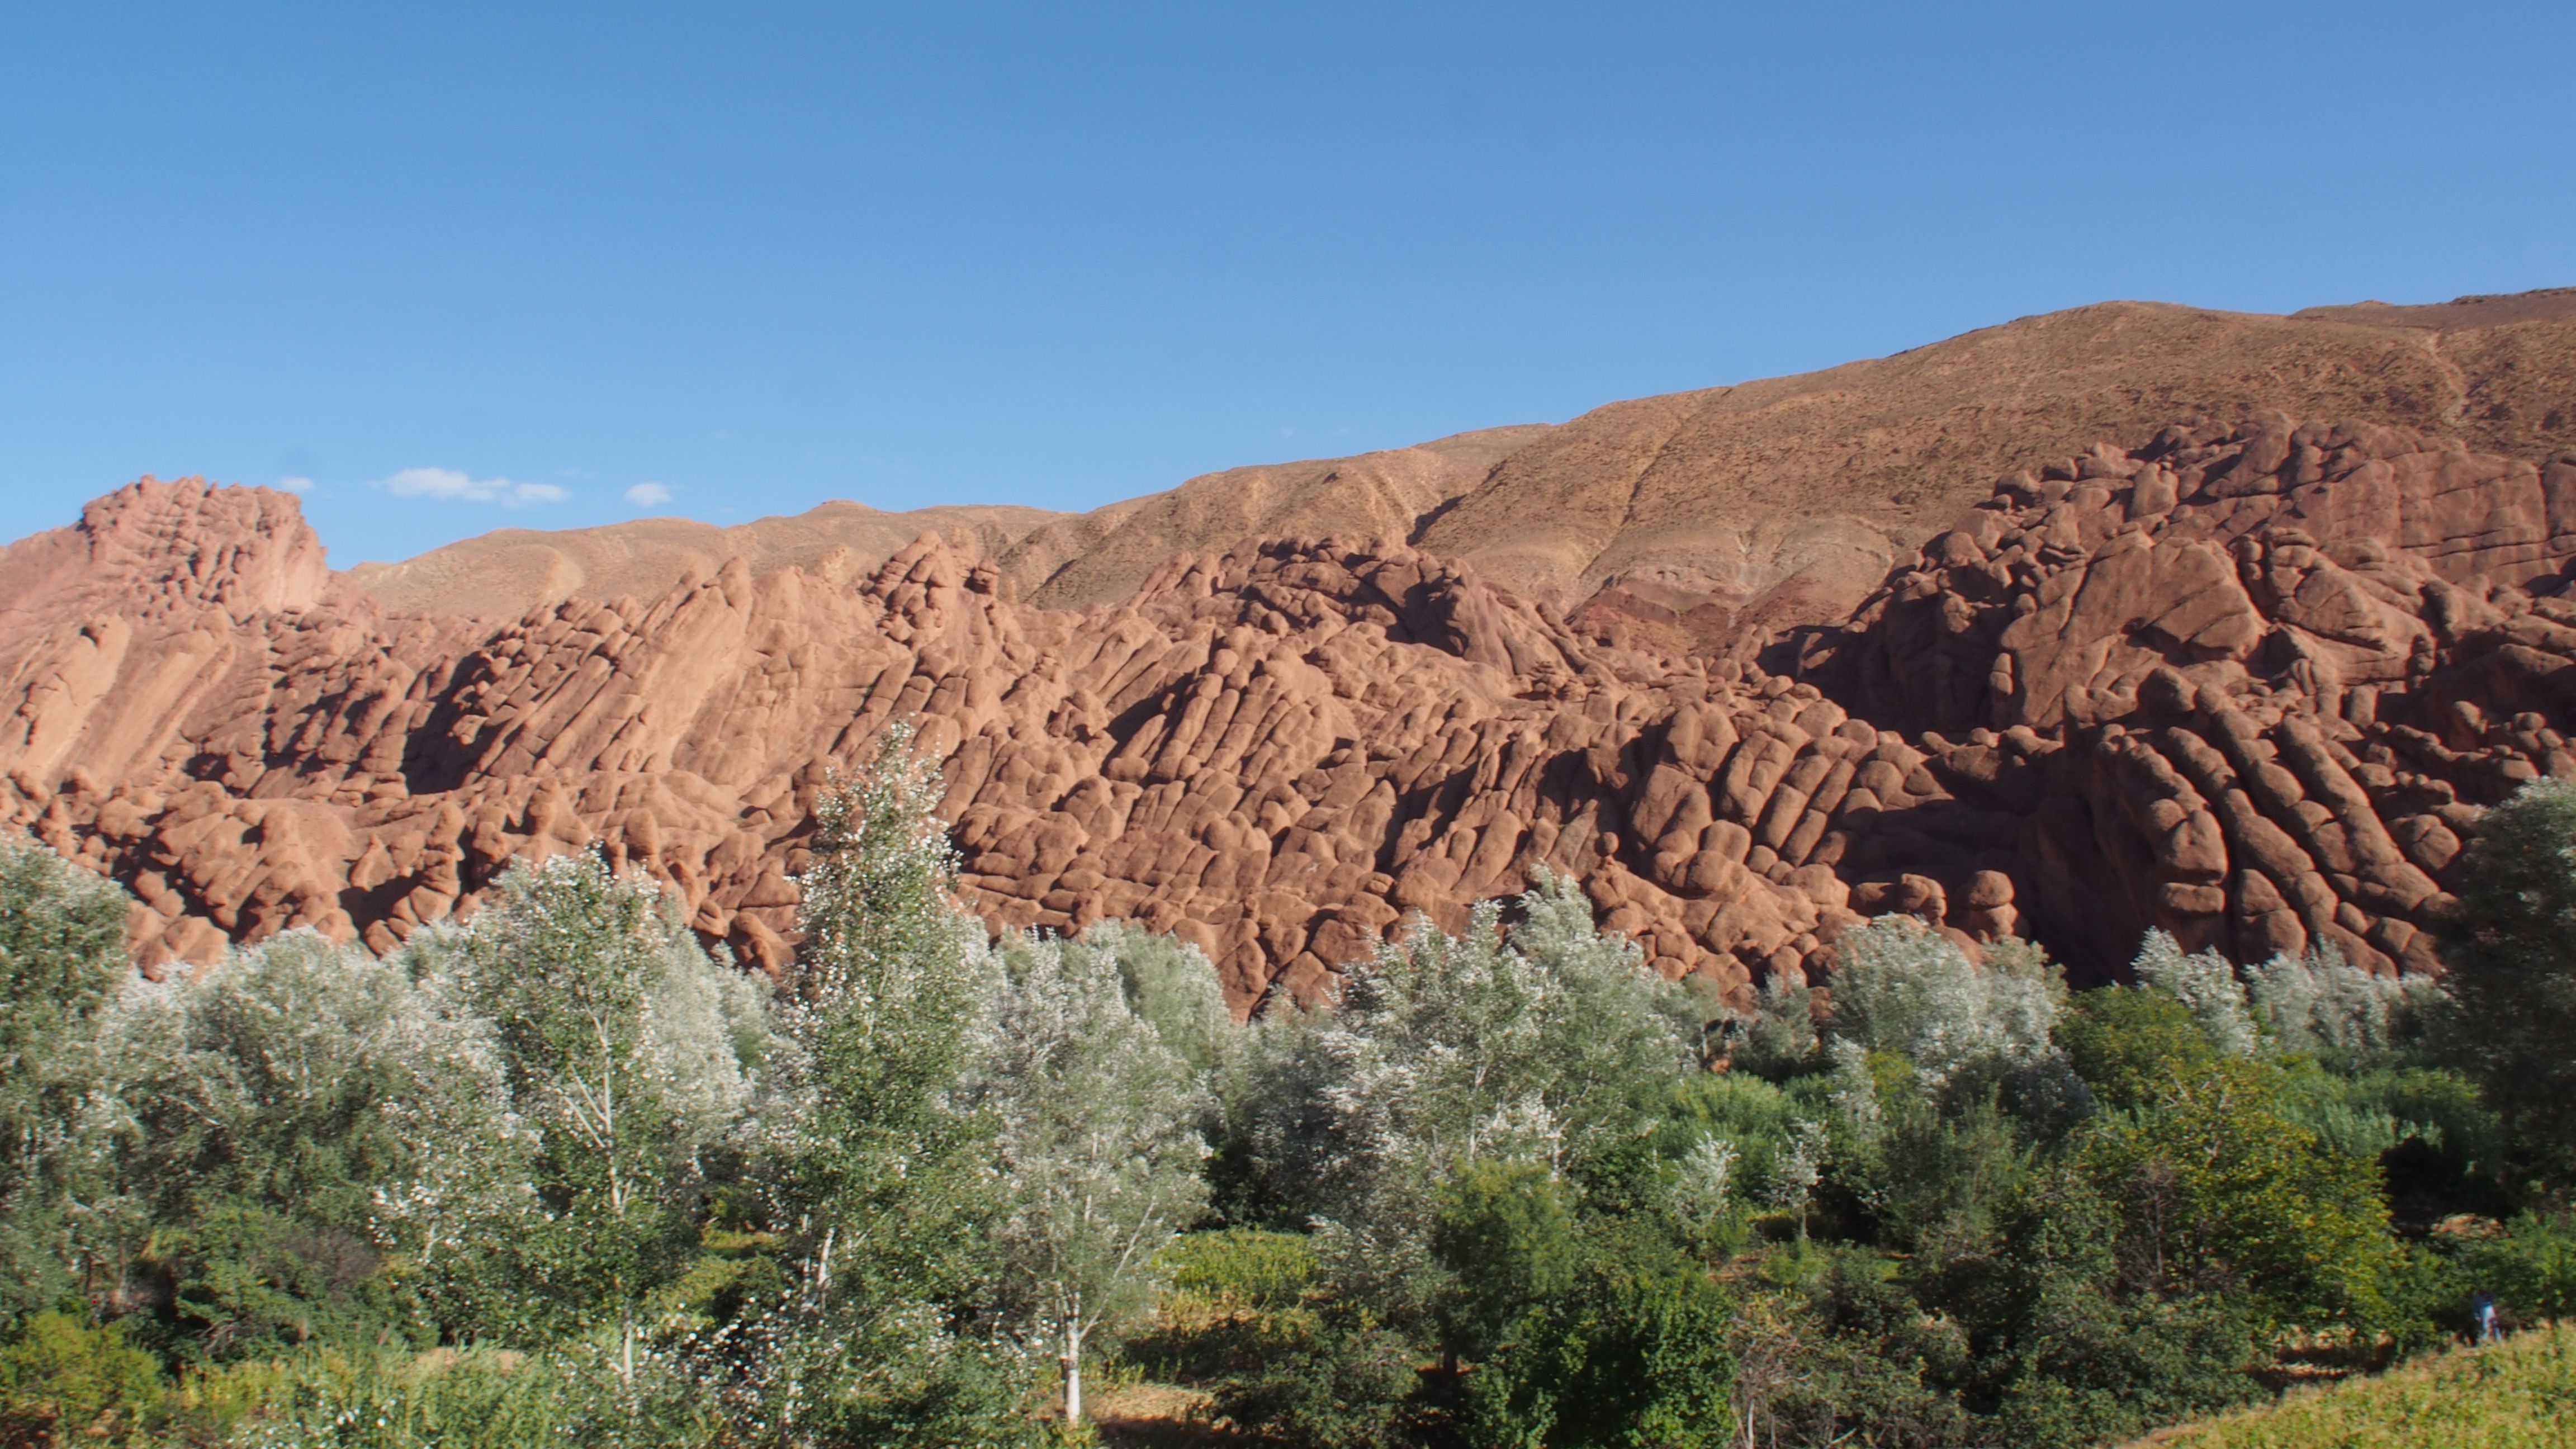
top-left (1063, 1325), bottom-right (1085, 1422)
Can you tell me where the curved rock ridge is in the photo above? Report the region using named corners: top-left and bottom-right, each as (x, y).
top-left (1808, 414), bottom-right (2576, 974)
top-left (8, 414), bottom-right (2576, 1008)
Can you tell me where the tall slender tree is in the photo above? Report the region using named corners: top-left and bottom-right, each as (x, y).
top-left (441, 854), bottom-right (774, 1377)
top-left (0, 840), bottom-right (132, 1317)
top-left (775, 723), bottom-right (1000, 1314)
top-left (976, 933), bottom-right (1210, 1423)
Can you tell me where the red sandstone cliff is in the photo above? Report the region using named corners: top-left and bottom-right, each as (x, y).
top-left (10, 396), bottom-right (2576, 1011)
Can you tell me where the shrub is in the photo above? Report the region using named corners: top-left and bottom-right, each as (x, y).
top-left (0, 1311), bottom-right (163, 1445)
top-left (1205, 1298), bottom-right (1424, 1449)
top-left (1462, 1245), bottom-right (1737, 1449)
top-left (2459, 1213), bottom-right (2576, 1327)
top-left (2432, 778), bottom-right (2576, 1183)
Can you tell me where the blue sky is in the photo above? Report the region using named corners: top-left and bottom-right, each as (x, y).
top-left (3, 3), bottom-right (2569, 567)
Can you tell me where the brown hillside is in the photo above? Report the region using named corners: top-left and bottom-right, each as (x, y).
top-left (1418, 299), bottom-right (2576, 652)
top-left (339, 295), bottom-right (2576, 643)
top-left (998, 425), bottom-right (1555, 608)
top-left (10, 392), bottom-right (2576, 1006)
top-left (345, 499), bottom-right (1063, 619)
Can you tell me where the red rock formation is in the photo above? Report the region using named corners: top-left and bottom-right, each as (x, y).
top-left (9, 416), bottom-right (2576, 1007)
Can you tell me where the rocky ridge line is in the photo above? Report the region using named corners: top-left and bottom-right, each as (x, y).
top-left (7, 415), bottom-right (2576, 1007)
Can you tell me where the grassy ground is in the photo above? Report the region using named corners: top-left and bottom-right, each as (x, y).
top-left (1089, 1382), bottom-right (1237, 1447)
top-left (2135, 1323), bottom-right (2576, 1448)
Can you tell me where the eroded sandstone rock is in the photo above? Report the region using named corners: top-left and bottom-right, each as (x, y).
top-left (10, 420), bottom-right (2576, 1007)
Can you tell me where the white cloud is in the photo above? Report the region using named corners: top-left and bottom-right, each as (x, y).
top-left (376, 467), bottom-right (569, 508)
top-left (623, 481), bottom-right (676, 506)
top-left (276, 476), bottom-right (315, 494)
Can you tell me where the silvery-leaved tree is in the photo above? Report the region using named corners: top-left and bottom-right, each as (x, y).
top-left (0, 839), bottom-right (132, 1317)
top-left (973, 932), bottom-right (1211, 1423)
top-left (441, 854), bottom-right (776, 1380)
top-left (1826, 917), bottom-right (2066, 1088)
top-left (1077, 918), bottom-right (1235, 1081)
top-left (775, 724), bottom-right (1002, 1315)
top-left (2132, 929), bottom-right (2261, 1056)
top-left (103, 929), bottom-right (523, 1354)
top-left (1299, 872), bottom-right (1697, 1323)
top-left (2243, 943), bottom-right (2441, 1067)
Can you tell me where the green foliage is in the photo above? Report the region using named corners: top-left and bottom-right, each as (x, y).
top-left (0, 840), bottom-right (132, 1319)
top-left (1162, 1229), bottom-right (1315, 1315)
top-left (1296, 873), bottom-right (1697, 1320)
top-left (208, 1343), bottom-right (723, 1449)
top-left (1747, 1253), bottom-right (1980, 1448)
top-left (2059, 984), bottom-right (2219, 1112)
top-left (13, 770), bottom-right (2576, 1449)
top-left (1430, 1160), bottom-right (1579, 1366)
top-left (431, 854), bottom-right (775, 1371)
top-left (2460, 1213), bottom-right (2576, 1325)
top-left (1202, 1297), bottom-right (1424, 1449)
top-left (101, 931), bottom-right (514, 1359)
top-left (2152, 1321), bottom-right (2576, 1449)
top-left (2436, 777), bottom-right (2576, 1185)
top-left (2077, 1053), bottom-right (2399, 1330)
top-left (712, 1304), bottom-right (1048, 1449)
top-left (0, 1310), bottom-right (163, 1445)
top-left (1721, 969), bottom-right (1820, 1079)
top-left (1123, 1230), bottom-right (1317, 1387)
top-left (1661, 1072), bottom-right (1796, 1188)
top-left (1841, 1052), bottom-right (2037, 1256)
top-left (1908, 1176), bottom-right (2264, 1449)
top-left (976, 930), bottom-right (1211, 1418)
top-left (1461, 1242), bottom-right (1737, 1449)
top-left (776, 726), bottom-right (1001, 1317)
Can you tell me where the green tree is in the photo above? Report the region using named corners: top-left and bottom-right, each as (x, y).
top-left (1914, 1176), bottom-right (2260, 1449)
top-left (976, 932), bottom-right (1211, 1422)
top-left (2076, 1053), bottom-right (2396, 1329)
top-left (2059, 986), bottom-right (2218, 1113)
top-left (0, 840), bottom-right (131, 1318)
top-left (1300, 874), bottom-right (1697, 1320)
top-left (749, 726), bottom-right (1042, 1445)
top-left (2435, 776), bottom-right (2576, 1181)
top-left (774, 726), bottom-right (1000, 1315)
top-left (441, 854), bottom-right (774, 1377)
top-left (1461, 1235), bottom-right (1737, 1449)
top-left (1429, 1158), bottom-right (1580, 1371)
top-left (105, 930), bottom-right (520, 1358)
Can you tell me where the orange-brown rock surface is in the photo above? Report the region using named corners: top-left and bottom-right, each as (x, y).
top-left (8, 404), bottom-right (2576, 1010)
top-left (343, 295), bottom-right (2576, 648)
top-left (7, 293), bottom-right (2576, 1010)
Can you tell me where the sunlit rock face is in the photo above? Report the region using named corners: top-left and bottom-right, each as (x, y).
top-left (8, 406), bottom-right (2576, 1008)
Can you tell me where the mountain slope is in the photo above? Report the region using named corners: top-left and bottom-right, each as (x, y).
top-left (10, 404), bottom-right (2576, 1007)
top-left (339, 293), bottom-right (2576, 643)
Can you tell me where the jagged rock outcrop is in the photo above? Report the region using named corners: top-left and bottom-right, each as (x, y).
top-left (11, 404), bottom-right (2576, 1009)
